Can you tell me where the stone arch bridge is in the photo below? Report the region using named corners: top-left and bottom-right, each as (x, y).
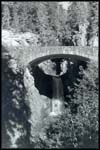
top-left (2, 45), bottom-right (98, 135)
top-left (3, 46), bottom-right (98, 69)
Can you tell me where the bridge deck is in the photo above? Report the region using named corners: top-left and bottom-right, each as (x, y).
top-left (2, 46), bottom-right (98, 68)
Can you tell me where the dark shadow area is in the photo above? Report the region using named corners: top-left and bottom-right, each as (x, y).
top-left (61, 38), bottom-right (74, 46)
top-left (1, 53), bottom-right (31, 148)
top-left (30, 66), bottom-right (53, 98)
top-left (61, 59), bottom-right (87, 113)
top-left (51, 58), bottom-right (63, 75)
top-left (28, 54), bottom-right (89, 70)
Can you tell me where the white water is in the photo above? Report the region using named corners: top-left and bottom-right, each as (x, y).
top-left (50, 76), bottom-right (64, 116)
top-left (52, 77), bottom-right (64, 100)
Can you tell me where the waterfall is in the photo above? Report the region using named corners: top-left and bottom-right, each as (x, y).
top-left (52, 77), bottom-right (64, 100)
top-left (50, 76), bottom-right (64, 116)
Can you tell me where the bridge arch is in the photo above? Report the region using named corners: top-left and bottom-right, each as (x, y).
top-left (19, 46), bottom-right (98, 67)
top-left (27, 54), bottom-right (90, 71)
top-left (3, 46), bottom-right (98, 68)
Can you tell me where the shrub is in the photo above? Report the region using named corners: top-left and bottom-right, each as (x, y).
top-left (33, 60), bottom-right (98, 149)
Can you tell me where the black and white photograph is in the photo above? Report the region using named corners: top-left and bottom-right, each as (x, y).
top-left (1, 1), bottom-right (99, 149)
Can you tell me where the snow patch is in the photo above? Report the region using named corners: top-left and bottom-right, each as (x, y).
top-left (59, 2), bottom-right (72, 11)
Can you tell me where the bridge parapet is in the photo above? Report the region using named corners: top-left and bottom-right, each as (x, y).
top-left (2, 45), bottom-right (98, 68)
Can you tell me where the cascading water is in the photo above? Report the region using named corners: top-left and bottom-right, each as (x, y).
top-left (50, 76), bottom-right (64, 116)
top-left (52, 76), bottom-right (64, 99)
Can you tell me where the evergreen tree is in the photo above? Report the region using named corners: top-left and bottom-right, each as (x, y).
top-left (11, 2), bottom-right (20, 32)
top-left (87, 2), bottom-right (98, 46)
top-left (2, 4), bottom-right (11, 29)
top-left (65, 2), bottom-right (90, 46)
top-left (18, 2), bottom-right (29, 32)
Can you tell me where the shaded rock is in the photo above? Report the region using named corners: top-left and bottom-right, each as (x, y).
top-left (24, 68), bottom-right (51, 142)
top-left (2, 30), bottom-right (39, 48)
top-left (38, 60), bottom-right (56, 76)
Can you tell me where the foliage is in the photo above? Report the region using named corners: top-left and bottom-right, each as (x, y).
top-left (2, 53), bottom-right (31, 148)
top-left (32, 61), bottom-right (98, 148)
top-left (2, 3), bottom-right (11, 29)
top-left (87, 2), bottom-right (98, 45)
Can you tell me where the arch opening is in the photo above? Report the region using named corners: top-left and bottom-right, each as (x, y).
top-left (27, 55), bottom-right (88, 116)
top-left (28, 54), bottom-right (89, 70)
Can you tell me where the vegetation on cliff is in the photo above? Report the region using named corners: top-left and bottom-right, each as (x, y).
top-left (2, 1), bottom-right (98, 46)
top-left (33, 61), bottom-right (98, 148)
top-left (2, 51), bottom-right (31, 148)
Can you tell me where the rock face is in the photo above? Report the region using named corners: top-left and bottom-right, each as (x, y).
top-left (38, 60), bottom-right (56, 76)
top-left (24, 68), bottom-right (51, 141)
top-left (2, 30), bottom-right (39, 47)
top-left (38, 59), bottom-right (68, 76)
